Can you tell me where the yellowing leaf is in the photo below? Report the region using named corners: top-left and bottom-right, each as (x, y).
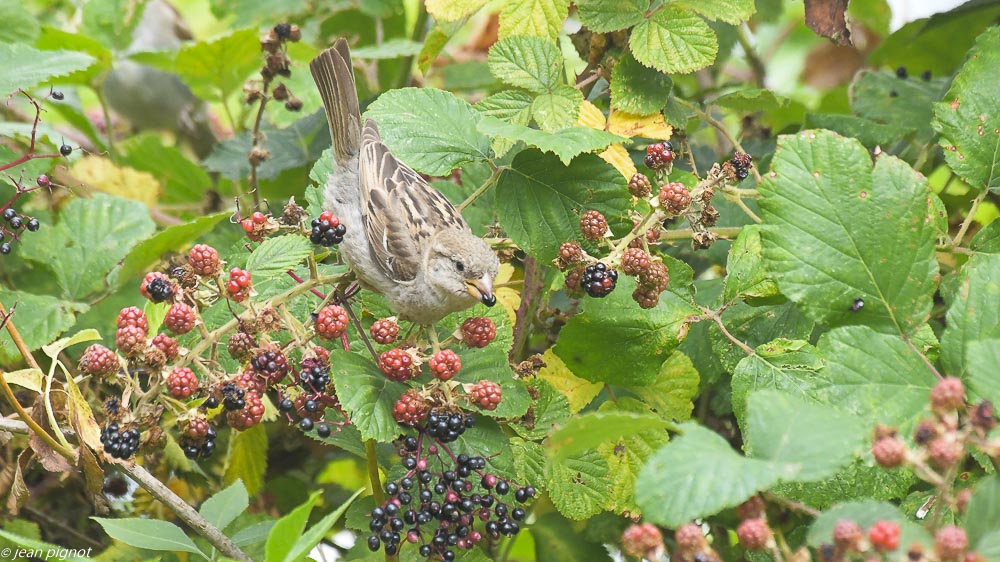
top-left (495, 264), bottom-right (520, 323)
top-left (70, 156), bottom-right (160, 207)
top-left (426, 0), bottom-right (488, 21)
top-left (3, 368), bottom-right (43, 393)
top-left (576, 100), bottom-right (607, 129)
top-left (600, 143), bottom-right (637, 179)
top-left (608, 110), bottom-right (673, 140)
top-left (537, 349), bottom-right (603, 413)
top-left (499, 0), bottom-right (570, 41)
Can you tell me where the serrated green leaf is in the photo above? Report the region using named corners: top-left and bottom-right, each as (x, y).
top-left (625, 351), bottom-right (699, 421)
top-left (0, 0), bottom-right (40, 44)
top-left (174, 28), bottom-right (260, 102)
top-left (773, 456), bottom-right (916, 509)
top-left (711, 301), bottom-right (814, 371)
top-left (597, 399), bottom-right (669, 514)
top-left (111, 212), bottom-right (230, 288)
top-left (723, 224), bottom-right (779, 302)
top-left (967, 340), bottom-right (1000, 405)
top-left (0, 291), bottom-right (88, 364)
top-left (672, 0), bottom-right (755, 24)
top-left (759, 130), bottom-right (938, 336)
top-left (199, 480), bottom-right (249, 533)
top-left (575, 0), bottom-right (647, 33)
top-left (364, 87), bottom-right (492, 176)
top-left (547, 448), bottom-right (613, 520)
top-left (224, 423), bottom-right (267, 496)
top-left (499, 0), bottom-right (570, 41)
top-left (712, 88), bottom-right (788, 113)
top-left (530, 85), bottom-right (583, 131)
top-left (730, 339), bottom-right (825, 423)
top-left (495, 150), bottom-right (631, 262)
top-left (265, 490), bottom-right (320, 562)
top-left (806, 500), bottom-right (931, 549)
top-left (425, 0), bottom-right (487, 21)
top-left (744, 389), bottom-right (866, 481)
top-left (512, 379), bottom-right (571, 441)
top-left (851, 69), bottom-right (940, 142)
top-left (488, 36), bottom-right (564, 93)
top-left (967, 476), bottom-right (1000, 551)
top-left (0, 42), bottom-right (96, 95)
top-left (329, 350), bottom-right (405, 442)
top-left (803, 113), bottom-right (915, 148)
top-left (246, 235), bottom-right (312, 279)
top-left (933, 26), bottom-right (1000, 193)
top-left (548, 410), bottom-right (669, 461)
top-left (629, 8), bottom-right (718, 74)
top-left (971, 220), bottom-right (1000, 253)
top-left (475, 90), bottom-right (535, 156)
top-left (533, 512), bottom-right (614, 562)
top-left (477, 117), bottom-right (624, 165)
top-left (510, 437), bottom-right (547, 487)
top-left (610, 49), bottom-right (672, 115)
top-left (941, 254), bottom-right (1000, 376)
top-left (18, 194), bottom-right (155, 300)
top-left (91, 518), bottom-right (206, 557)
top-left (637, 422), bottom-right (780, 526)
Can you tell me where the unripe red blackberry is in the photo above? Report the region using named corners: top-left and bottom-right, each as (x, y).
top-left (675, 523), bottom-right (706, 550)
top-left (167, 367), bottom-right (199, 399)
top-left (736, 495), bottom-right (766, 520)
top-left (151, 334), bottom-right (179, 361)
top-left (627, 173), bottom-right (653, 198)
top-left (164, 302), bottom-right (196, 335)
top-left (644, 142), bottom-right (674, 170)
top-left (928, 437), bottom-right (964, 469)
top-left (638, 261), bottom-right (669, 293)
top-left (581, 262), bottom-right (618, 298)
top-left (429, 349), bottom-right (461, 381)
top-left (621, 248), bottom-right (651, 276)
top-left (658, 182), bottom-right (691, 214)
top-left (564, 266), bottom-right (585, 297)
top-left (140, 272), bottom-right (175, 303)
top-left (470, 380), bottom-right (502, 410)
top-left (931, 377), bottom-right (966, 412)
top-left (460, 317), bottom-right (496, 348)
top-left (833, 520), bottom-right (863, 551)
top-left (250, 346), bottom-right (290, 385)
top-left (116, 325), bottom-right (147, 357)
top-left (393, 389), bottom-right (430, 426)
top-left (80, 344), bottom-right (119, 377)
top-left (378, 348), bottom-right (420, 382)
top-left (234, 367), bottom-right (267, 396)
top-left (184, 416), bottom-right (211, 440)
top-left (241, 212), bottom-right (268, 242)
top-left (117, 307), bottom-right (148, 331)
top-left (621, 523), bottom-right (663, 559)
top-left (736, 518), bottom-right (771, 551)
top-left (872, 436), bottom-right (907, 468)
top-left (579, 210), bottom-right (608, 241)
top-left (868, 520), bottom-right (901, 552)
top-left (227, 331), bottom-right (257, 362)
top-left (632, 286), bottom-right (659, 309)
top-left (188, 244), bottom-right (221, 276)
top-left (315, 304), bottom-right (349, 340)
top-left (370, 318), bottom-right (399, 345)
top-left (556, 241), bottom-right (585, 269)
top-left (226, 268), bottom-right (252, 302)
top-left (227, 390), bottom-right (265, 430)
top-left (934, 526), bottom-right (967, 561)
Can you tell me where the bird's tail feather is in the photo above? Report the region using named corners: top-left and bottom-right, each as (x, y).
top-left (310, 39), bottom-right (361, 167)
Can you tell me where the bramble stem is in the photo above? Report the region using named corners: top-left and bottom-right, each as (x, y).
top-left (366, 439), bottom-right (385, 504)
top-left (953, 189), bottom-right (988, 246)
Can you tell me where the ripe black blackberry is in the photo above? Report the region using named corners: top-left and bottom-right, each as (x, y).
top-left (181, 424), bottom-right (218, 460)
top-left (101, 423), bottom-right (141, 459)
top-left (220, 383), bottom-right (246, 411)
top-left (250, 347), bottom-right (290, 385)
top-left (730, 152), bottom-right (753, 180)
top-left (425, 409), bottom-right (474, 443)
top-left (581, 262), bottom-right (618, 298)
top-left (146, 277), bottom-right (174, 303)
top-left (310, 211), bottom-right (346, 247)
top-left (298, 358), bottom-right (331, 392)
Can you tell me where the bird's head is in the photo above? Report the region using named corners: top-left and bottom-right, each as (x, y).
top-left (425, 229), bottom-right (500, 308)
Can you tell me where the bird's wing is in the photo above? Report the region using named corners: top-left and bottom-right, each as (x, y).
top-left (359, 120), bottom-right (468, 282)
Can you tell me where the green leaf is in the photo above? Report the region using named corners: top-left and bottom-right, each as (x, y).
top-left (282, 488), bottom-right (364, 562)
top-left (530, 85), bottom-right (583, 131)
top-left (723, 225), bottom-right (779, 302)
top-left (111, 212), bottom-right (230, 288)
top-left (204, 111), bottom-right (329, 181)
top-left (265, 490), bottom-right (320, 562)
top-left (575, 0), bottom-right (647, 33)
top-left (758, 130), bottom-right (938, 336)
top-left (510, 437), bottom-right (547, 487)
top-left (967, 476), bottom-right (1000, 551)
top-left (349, 39), bottom-right (423, 59)
top-left (224, 423), bottom-right (267, 497)
top-left (730, 339), bottom-right (825, 424)
top-left (0, 42), bottom-right (96, 95)
top-left (426, 0), bottom-right (487, 21)
top-left (495, 150), bottom-right (631, 262)
top-left (488, 36), bottom-right (564, 93)
top-left (512, 379), bottom-right (571, 440)
top-left (0, 291), bottom-right (87, 364)
top-left (624, 351), bottom-right (699, 421)
top-left (475, 90), bottom-right (535, 156)
top-left (199, 480), bottom-right (249, 533)
top-left (246, 235), bottom-right (313, 279)
top-left (555, 273), bottom-right (699, 386)
top-left (967, 340), bottom-right (1000, 405)
top-left (712, 88), bottom-right (788, 113)
top-left (0, 0), bottom-right (40, 44)
top-left (81, 0), bottom-right (144, 52)
top-left (533, 512), bottom-right (615, 562)
top-left (672, 0), bottom-right (755, 24)
top-left (971, 220), bottom-right (1000, 253)
top-left (941, 254), bottom-right (1000, 376)
top-left (629, 8), bottom-right (718, 74)
top-left (499, 0), bottom-right (570, 41)
top-left (548, 410), bottom-right (669, 461)
top-left (477, 117), bottom-right (624, 165)
top-left (18, 194), bottom-right (155, 300)
top-left (92, 518), bottom-right (206, 558)
top-left (597, 399), bottom-right (670, 514)
top-left (773, 457), bottom-right (916, 509)
top-left (710, 301), bottom-right (814, 371)
top-left (851, 70), bottom-right (940, 142)
top-left (804, 113), bottom-right (914, 148)
top-left (744, 389), bottom-right (866, 481)
top-left (637, 423), bottom-right (780, 526)
top-left (42, 328), bottom-right (100, 359)
top-left (546, 448), bottom-right (613, 520)
top-left (119, 134), bottom-right (214, 204)
top-left (174, 28), bottom-right (260, 102)
top-left (364, 88), bottom-right (492, 176)
top-left (329, 350), bottom-right (405, 442)
top-left (806, 500), bottom-right (930, 549)
top-left (451, 417), bottom-right (517, 480)
top-left (610, 49), bottom-right (672, 115)
top-left (933, 26), bottom-right (1000, 193)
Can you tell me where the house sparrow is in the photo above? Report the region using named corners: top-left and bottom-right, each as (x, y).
top-left (309, 40), bottom-right (499, 328)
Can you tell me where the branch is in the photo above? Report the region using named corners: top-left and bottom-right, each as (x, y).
top-left (701, 306), bottom-right (754, 356)
top-left (953, 189), bottom-right (988, 246)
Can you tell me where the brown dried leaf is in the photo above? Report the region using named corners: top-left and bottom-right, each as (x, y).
top-left (804, 0), bottom-right (852, 45)
top-left (27, 394), bottom-right (76, 472)
top-left (4, 451), bottom-right (33, 516)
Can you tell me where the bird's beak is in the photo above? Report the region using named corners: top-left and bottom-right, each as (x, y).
top-left (466, 276), bottom-right (496, 307)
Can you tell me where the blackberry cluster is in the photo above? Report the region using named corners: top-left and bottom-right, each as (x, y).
top-left (1, 207), bottom-right (41, 255)
top-left (310, 211), bottom-right (347, 247)
top-left (101, 423), bottom-right (141, 459)
top-left (370, 318), bottom-right (399, 345)
top-left (180, 419), bottom-right (218, 460)
top-left (425, 409), bottom-right (475, 443)
top-left (644, 142), bottom-right (674, 170)
top-left (250, 347), bottom-right (290, 385)
top-left (579, 210), bottom-right (608, 241)
top-left (365, 436), bottom-right (536, 560)
top-left (581, 262), bottom-right (618, 298)
top-left (298, 358), bottom-right (331, 392)
top-left (220, 383), bottom-right (246, 411)
top-left (628, 173), bottom-right (652, 198)
top-left (227, 331), bottom-right (257, 361)
top-left (730, 152), bottom-right (753, 180)
top-left (278, 395), bottom-right (337, 437)
top-left (141, 272), bottom-right (175, 303)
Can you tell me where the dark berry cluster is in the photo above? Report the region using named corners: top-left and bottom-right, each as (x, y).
top-left (277, 396), bottom-right (336, 437)
top-left (227, 390), bottom-right (265, 430)
top-left (365, 436), bottom-right (536, 560)
top-left (425, 409), bottom-right (475, 443)
top-left (298, 357), bottom-right (331, 392)
top-left (0, 207), bottom-right (41, 256)
top-left (310, 211), bottom-right (347, 246)
top-left (730, 152), bottom-right (753, 180)
top-left (220, 382), bottom-right (246, 411)
top-left (250, 347), bottom-right (290, 385)
top-left (140, 272), bottom-right (175, 303)
top-left (644, 141), bottom-right (674, 170)
top-left (581, 262), bottom-right (618, 298)
top-left (101, 423), bottom-right (141, 459)
top-left (180, 418), bottom-right (218, 460)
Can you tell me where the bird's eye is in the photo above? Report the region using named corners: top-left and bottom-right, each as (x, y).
top-left (454, 260), bottom-right (465, 272)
